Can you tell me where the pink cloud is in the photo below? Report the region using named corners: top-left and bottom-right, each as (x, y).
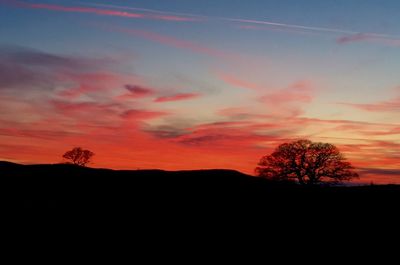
top-left (216, 106), bottom-right (399, 138)
top-left (80, 2), bottom-right (206, 21)
top-left (337, 34), bottom-right (370, 44)
top-left (217, 108), bottom-right (276, 120)
top-left (57, 72), bottom-right (121, 98)
top-left (154, 93), bottom-right (200, 102)
top-left (3, 91), bottom-right (399, 182)
top-left (52, 99), bottom-right (167, 124)
top-left (259, 80), bottom-right (314, 117)
top-left (216, 71), bottom-right (264, 90)
top-left (116, 85), bottom-right (154, 100)
top-left (295, 117), bottom-right (392, 127)
top-left (361, 127), bottom-right (400, 136)
top-left (106, 26), bottom-right (234, 60)
top-left (152, 15), bottom-right (196, 22)
top-left (0, 127), bottom-right (81, 140)
top-left (262, 80), bottom-right (313, 104)
top-left (338, 96), bottom-right (400, 112)
top-left (337, 33), bottom-right (400, 47)
top-left (303, 117), bottom-right (398, 137)
top-left (217, 107), bottom-right (251, 116)
top-left (120, 109), bottom-right (167, 120)
top-left (125, 85), bottom-right (153, 96)
top-left (194, 121), bottom-right (255, 130)
top-left (339, 140), bottom-right (400, 168)
top-left (215, 77), bottom-right (314, 118)
top-left (51, 100), bottom-right (119, 117)
top-left (171, 121), bottom-right (285, 150)
top-left (4, 0), bottom-right (196, 22)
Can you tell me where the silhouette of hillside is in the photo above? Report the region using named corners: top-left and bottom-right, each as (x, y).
top-left (1, 161), bottom-right (400, 211)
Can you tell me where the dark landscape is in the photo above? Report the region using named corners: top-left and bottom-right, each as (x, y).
top-left (2, 161), bottom-right (399, 212)
top-left (1, 1), bottom-right (400, 218)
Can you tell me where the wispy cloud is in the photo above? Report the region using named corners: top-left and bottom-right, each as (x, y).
top-left (361, 127), bottom-right (400, 136)
top-left (161, 120), bottom-right (286, 149)
top-left (0, 127), bottom-right (82, 140)
top-left (359, 167), bottom-right (400, 176)
top-left (235, 78), bottom-right (313, 117)
top-left (104, 25), bottom-right (235, 60)
top-left (120, 109), bottom-right (168, 120)
top-left (2, 0), bottom-right (197, 22)
top-left (84, 1), bottom-right (400, 39)
top-left (115, 85), bottom-right (155, 101)
top-left (0, 45), bottom-right (172, 134)
top-left (11, 0), bottom-right (400, 51)
top-left (239, 21), bottom-right (400, 48)
top-left (0, 45), bottom-right (113, 93)
top-left (124, 85), bottom-right (153, 96)
top-left (154, 93), bottom-right (200, 103)
top-left (57, 72), bottom-right (122, 99)
top-left (216, 71), bottom-right (264, 90)
top-left (52, 100), bottom-right (118, 114)
top-left (47, 0), bottom-right (400, 49)
top-left (226, 17), bottom-right (358, 35)
top-left (237, 24), bottom-right (320, 36)
top-left (338, 95), bottom-right (400, 112)
top-left (216, 71), bottom-right (314, 116)
top-left (80, 2), bottom-right (206, 21)
top-left (122, 85), bottom-right (154, 98)
top-left (261, 80), bottom-right (313, 105)
top-left (337, 33), bottom-right (400, 47)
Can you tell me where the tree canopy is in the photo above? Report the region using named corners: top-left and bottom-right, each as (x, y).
top-left (255, 139), bottom-right (358, 185)
top-left (63, 147), bottom-right (94, 167)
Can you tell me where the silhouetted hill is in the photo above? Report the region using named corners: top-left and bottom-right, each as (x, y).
top-left (1, 161), bottom-right (400, 212)
top-left (0, 161), bottom-right (22, 167)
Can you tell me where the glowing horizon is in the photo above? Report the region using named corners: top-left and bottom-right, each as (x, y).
top-left (0, 0), bottom-right (399, 184)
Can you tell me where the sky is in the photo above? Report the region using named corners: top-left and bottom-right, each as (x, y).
top-left (0, 0), bottom-right (399, 183)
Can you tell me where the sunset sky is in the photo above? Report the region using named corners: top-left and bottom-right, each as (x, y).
top-left (1, 0), bottom-right (399, 183)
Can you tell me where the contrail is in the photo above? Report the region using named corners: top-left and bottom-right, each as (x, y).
top-left (1, 0), bottom-right (198, 21)
top-left (81, 1), bottom-right (400, 39)
top-left (224, 18), bottom-right (357, 35)
top-left (229, 18), bottom-right (400, 39)
top-left (78, 1), bottom-right (207, 19)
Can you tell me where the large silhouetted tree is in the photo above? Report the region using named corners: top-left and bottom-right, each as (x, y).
top-left (255, 139), bottom-right (358, 185)
top-left (63, 147), bottom-right (94, 167)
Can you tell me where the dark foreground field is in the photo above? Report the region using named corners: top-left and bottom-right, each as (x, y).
top-left (1, 161), bottom-right (400, 212)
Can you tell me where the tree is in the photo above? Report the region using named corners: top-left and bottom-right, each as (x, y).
top-left (63, 147), bottom-right (94, 167)
top-left (255, 139), bottom-right (358, 185)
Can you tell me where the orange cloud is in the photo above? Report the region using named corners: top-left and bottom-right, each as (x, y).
top-left (1, 45), bottom-right (398, 183)
top-left (2, 100), bottom-right (399, 183)
top-left (357, 168), bottom-right (400, 184)
top-left (362, 127), bottom-right (400, 136)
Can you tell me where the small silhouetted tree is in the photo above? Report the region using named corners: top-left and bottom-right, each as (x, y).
top-left (63, 147), bottom-right (94, 167)
top-left (255, 139), bottom-right (358, 185)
